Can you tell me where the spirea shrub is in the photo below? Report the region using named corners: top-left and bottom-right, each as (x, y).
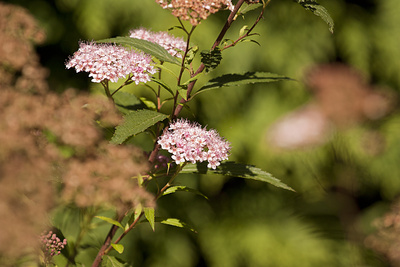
top-left (1, 0), bottom-right (338, 265)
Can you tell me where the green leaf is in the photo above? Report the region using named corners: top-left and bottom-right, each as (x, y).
top-left (111, 243), bottom-right (124, 254)
top-left (156, 217), bottom-right (197, 233)
top-left (111, 109), bottom-right (168, 144)
top-left (195, 71), bottom-right (293, 96)
top-left (144, 207), bottom-right (155, 231)
top-left (294, 0), bottom-right (334, 33)
top-left (238, 2), bottom-right (263, 15)
top-left (101, 255), bottom-right (126, 267)
top-left (181, 162), bottom-right (295, 191)
top-left (200, 47), bottom-right (222, 73)
top-left (95, 216), bottom-right (124, 230)
top-left (162, 185), bottom-right (208, 199)
top-left (97, 36), bottom-right (180, 65)
top-left (151, 77), bottom-right (174, 97)
top-left (112, 91), bottom-right (145, 114)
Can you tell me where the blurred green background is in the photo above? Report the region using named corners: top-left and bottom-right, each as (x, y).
top-left (4, 0), bottom-right (400, 266)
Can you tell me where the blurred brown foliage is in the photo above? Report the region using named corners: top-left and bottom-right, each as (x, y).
top-left (0, 2), bottom-right (153, 261)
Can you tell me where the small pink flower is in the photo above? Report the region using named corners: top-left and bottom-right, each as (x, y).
top-left (130, 28), bottom-right (186, 58)
top-left (40, 231), bottom-right (67, 258)
top-left (158, 119), bottom-right (231, 169)
top-left (66, 41), bottom-right (157, 84)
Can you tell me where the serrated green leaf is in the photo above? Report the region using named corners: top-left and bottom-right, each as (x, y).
top-left (200, 48), bottom-right (222, 73)
top-left (144, 207), bottom-right (155, 231)
top-left (97, 36), bottom-right (180, 64)
top-left (101, 255), bottom-right (126, 267)
top-left (181, 162), bottom-right (295, 191)
top-left (111, 109), bottom-right (168, 144)
top-left (295, 0), bottom-right (334, 33)
top-left (95, 216), bottom-right (124, 230)
top-left (162, 185), bottom-right (208, 199)
top-left (195, 72), bottom-right (293, 96)
top-left (156, 217), bottom-right (197, 233)
top-left (111, 243), bottom-right (124, 254)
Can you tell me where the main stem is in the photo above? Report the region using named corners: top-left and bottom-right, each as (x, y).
top-left (172, 0), bottom-right (246, 118)
top-left (148, 0), bottom-right (247, 165)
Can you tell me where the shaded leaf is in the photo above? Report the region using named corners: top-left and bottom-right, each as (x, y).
top-left (97, 36), bottom-right (180, 64)
top-left (156, 217), bottom-right (197, 233)
top-left (112, 91), bottom-right (145, 114)
top-left (162, 185), bottom-right (208, 199)
top-left (111, 109), bottom-right (168, 144)
top-left (95, 216), bottom-right (124, 230)
top-left (294, 0), bottom-right (334, 33)
top-left (101, 255), bottom-right (126, 267)
top-left (182, 162), bottom-right (295, 191)
top-left (195, 72), bottom-right (293, 96)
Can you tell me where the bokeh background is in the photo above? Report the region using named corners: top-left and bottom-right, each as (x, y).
top-left (2, 0), bottom-right (400, 266)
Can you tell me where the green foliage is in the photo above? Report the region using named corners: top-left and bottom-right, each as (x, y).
top-left (101, 255), bottom-right (126, 267)
top-left (162, 185), bottom-right (209, 199)
top-left (200, 47), bottom-right (222, 73)
top-left (97, 36), bottom-right (180, 64)
top-left (294, 0), bottom-right (334, 33)
top-left (182, 162), bottom-right (294, 191)
top-left (156, 217), bottom-right (197, 233)
top-left (195, 71), bottom-right (293, 96)
top-left (95, 216), bottom-right (124, 230)
top-left (144, 207), bottom-right (156, 231)
top-left (111, 110), bottom-right (168, 144)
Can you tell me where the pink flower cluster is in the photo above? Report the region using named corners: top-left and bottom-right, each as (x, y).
top-left (130, 28), bottom-right (186, 58)
top-left (40, 231), bottom-right (67, 257)
top-left (158, 119), bottom-right (231, 169)
top-left (66, 41), bottom-right (157, 83)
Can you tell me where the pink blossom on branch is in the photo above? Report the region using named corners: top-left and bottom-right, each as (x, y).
top-left (130, 28), bottom-right (186, 58)
top-left (65, 41), bottom-right (157, 84)
top-left (158, 119), bottom-right (231, 169)
top-left (40, 231), bottom-right (67, 258)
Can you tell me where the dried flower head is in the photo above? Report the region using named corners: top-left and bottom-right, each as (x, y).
top-left (365, 199), bottom-right (400, 266)
top-left (158, 119), bottom-right (231, 169)
top-left (62, 143), bottom-right (154, 211)
top-left (130, 28), bottom-right (187, 58)
top-left (156, 0), bottom-right (234, 26)
top-left (65, 41), bottom-right (157, 84)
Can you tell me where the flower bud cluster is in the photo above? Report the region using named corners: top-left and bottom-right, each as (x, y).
top-left (130, 28), bottom-right (186, 58)
top-left (156, 0), bottom-right (234, 26)
top-left (158, 119), bottom-right (231, 169)
top-left (40, 231), bottom-right (67, 257)
top-left (65, 41), bottom-right (156, 84)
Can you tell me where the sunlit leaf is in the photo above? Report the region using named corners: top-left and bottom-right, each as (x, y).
top-left (95, 216), bottom-right (124, 230)
top-left (111, 109), bottom-right (168, 144)
top-left (144, 207), bottom-right (155, 231)
top-left (162, 185), bottom-right (209, 199)
top-left (111, 243), bottom-right (124, 254)
top-left (97, 36), bottom-right (180, 64)
top-left (182, 162), bottom-right (295, 191)
top-left (156, 217), bottom-right (197, 233)
top-left (294, 0), bottom-right (334, 33)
